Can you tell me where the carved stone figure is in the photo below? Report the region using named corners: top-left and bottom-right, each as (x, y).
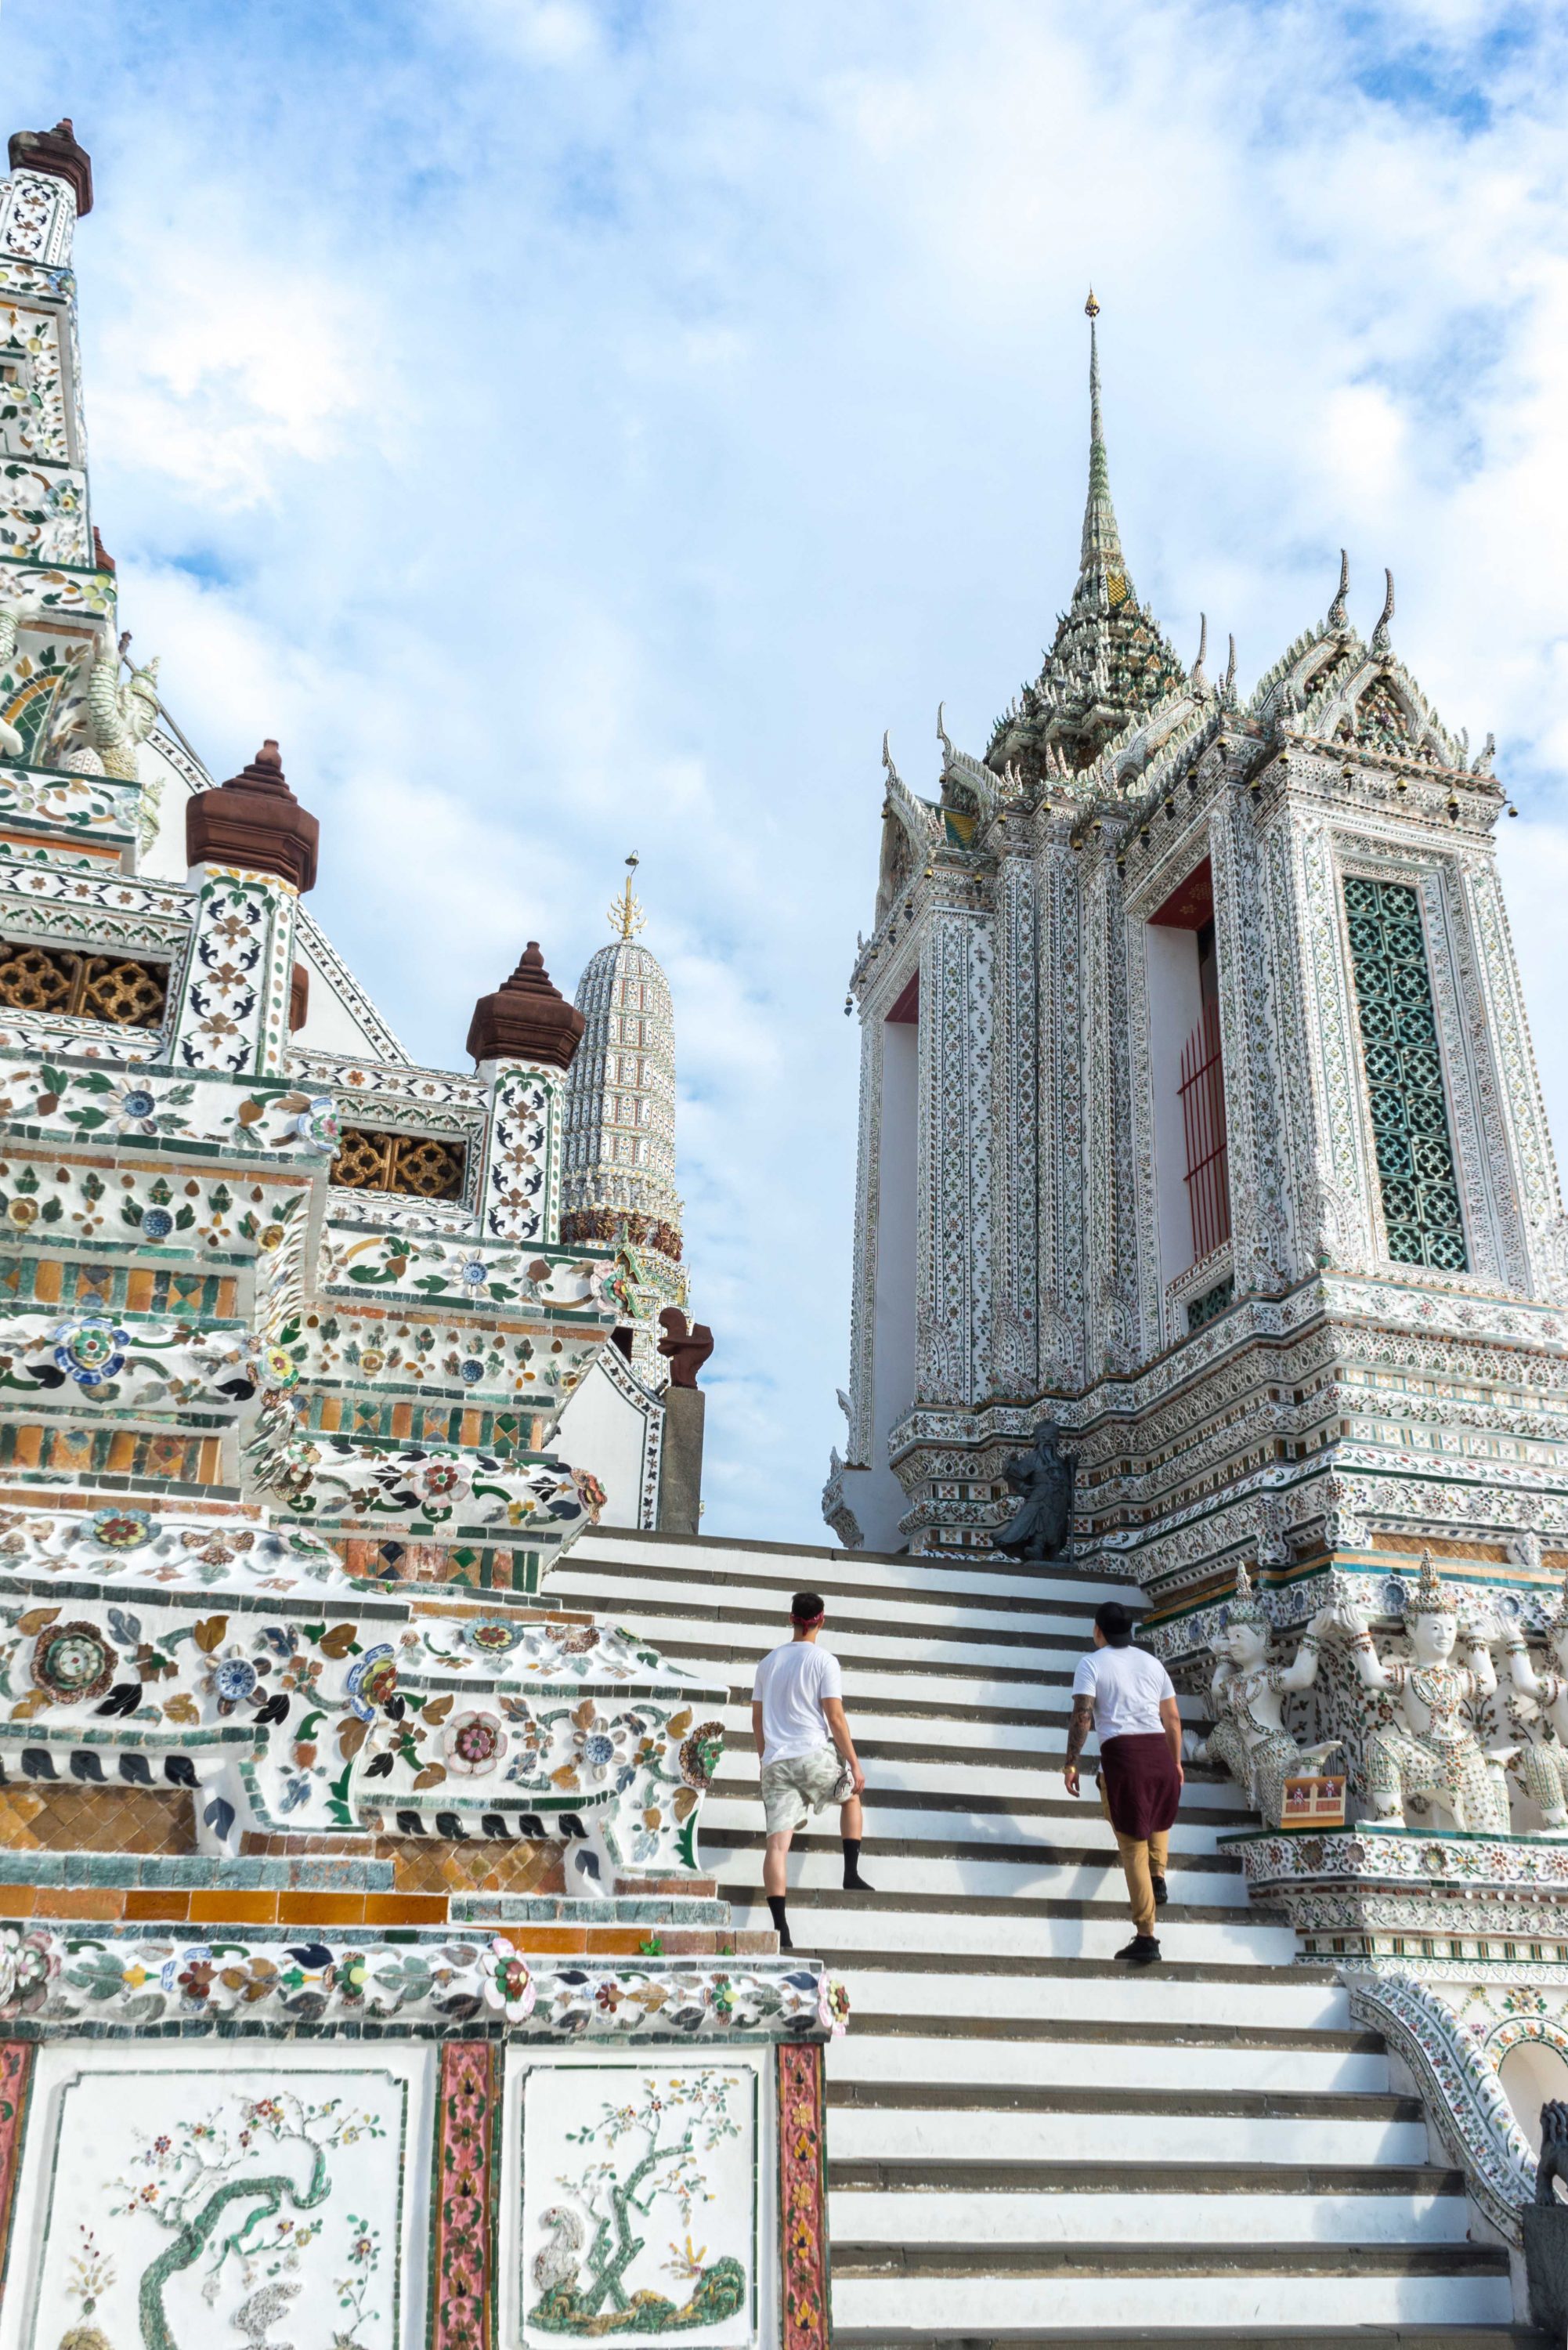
top-left (1189, 1560), bottom-right (1340, 1828)
top-left (1335, 1549), bottom-right (1515, 1834)
top-left (1502, 1577), bottom-right (1568, 1833)
top-left (86, 627), bottom-right (159, 779)
top-left (994, 1419), bottom-right (1075, 1562)
top-left (1198, 1568), bottom-right (1339, 1805)
top-left (1538, 2102), bottom-right (1568, 2204)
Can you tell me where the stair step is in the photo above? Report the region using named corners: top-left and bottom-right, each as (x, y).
top-left (553, 1576), bottom-right (1107, 1653)
top-left (829, 2331), bottom-right (1546, 2349)
top-left (829, 2241), bottom-right (1508, 2278)
top-left (703, 1823), bottom-right (1240, 1873)
top-left (563, 1559), bottom-right (1126, 1627)
top-left (719, 1884), bottom-right (1270, 1935)
top-left (804, 1945), bottom-right (1331, 1982)
top-left (575, 1524), bottom-right (1137, 1600)
top-left (829, 2157), bottom-right (1462, 2193)
top-left (849, 2015), bottom-right (1382, 2049)
top-left (829, 2184), bottom-right (1474, 2247)
top-left (714, 1769), bottom-right (1250, 1821)
top-left (826, 2036), bottom-right (1387, 2092)
top-left (826, 2081), bottom-right (1422, 2120)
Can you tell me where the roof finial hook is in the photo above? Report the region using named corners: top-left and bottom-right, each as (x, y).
top-left (1223, 634), bottom-right (1237, 704)
top-left (1328, 548), bottom-right (1349, 631)
top-left (1371, 567), bottom-right (1395, 656)
top-left (1190, 613), bottom-right (1209, 694)
top-left (609, 851), bottom-right (645, 942)
top-left (937, 700), bottom-right (954, 765)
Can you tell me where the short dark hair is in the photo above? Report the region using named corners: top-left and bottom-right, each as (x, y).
top-left (1094, 1601), bottom-right (1134, 1648)
top-left (791, 1591), bottom-right (826, 1622)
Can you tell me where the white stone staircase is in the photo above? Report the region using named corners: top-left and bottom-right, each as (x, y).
top-left (558, 1527), bottom-right (1541, 2349)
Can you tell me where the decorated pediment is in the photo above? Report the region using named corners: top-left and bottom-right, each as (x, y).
top-left (1313, 653), bottom-right (1472, 772)
top-left (873, 735), bottom-right (942, 927)
top-left (1249, 558), bottom-right (1488, 776)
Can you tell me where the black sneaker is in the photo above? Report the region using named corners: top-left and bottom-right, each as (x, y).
top-left (1115, 1935), bottom-right (1162, 1967)
top-left (1151, 1873), bottom-right (1169, 1908)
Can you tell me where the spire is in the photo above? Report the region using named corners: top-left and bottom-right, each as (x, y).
top-left (985, 293), bottom-right (1187, 785)
top-left (1078, 291), bottom-right (1130, 609)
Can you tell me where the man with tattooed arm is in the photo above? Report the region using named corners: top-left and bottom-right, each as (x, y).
top-left (1064, 1600), bottom-right (1183, 1965)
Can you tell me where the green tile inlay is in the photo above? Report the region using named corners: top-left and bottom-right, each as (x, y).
top-left (1343, 875), bottom-right (1468, 1272)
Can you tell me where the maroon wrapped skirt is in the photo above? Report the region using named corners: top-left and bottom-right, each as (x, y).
top-left (1100, 1730), bottom-right (1180, 1841)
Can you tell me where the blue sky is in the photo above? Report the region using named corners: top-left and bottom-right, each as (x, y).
top-left (5, 0), bottom-right (1568, 1541)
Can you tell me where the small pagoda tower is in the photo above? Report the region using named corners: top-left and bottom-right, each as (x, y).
top-left (560, 856), bottom-right (686, 1386)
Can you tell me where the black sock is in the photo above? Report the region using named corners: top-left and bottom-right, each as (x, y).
top-left (843, 1837), bottom-right (873, 1889)
top-left (767, 1893), bottom-right (792, 1948)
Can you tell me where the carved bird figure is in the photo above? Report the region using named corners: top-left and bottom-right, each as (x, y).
top-left (233, 2280), bottom-right (299, 2349)
top-left (533, 2204), bottom-right (585, 2297)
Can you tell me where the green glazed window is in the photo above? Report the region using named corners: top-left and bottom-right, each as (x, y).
top-left (1342, 876), bottom-right (1467, 1271)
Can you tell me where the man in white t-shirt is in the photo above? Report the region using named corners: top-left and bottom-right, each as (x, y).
top-left (1064, 1600), bottom-right (1183, 1965)
top-left (751, 1590), bottom-right (870, 1951)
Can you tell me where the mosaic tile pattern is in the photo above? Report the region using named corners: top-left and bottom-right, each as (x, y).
top-left (0, 1780), bottom-right (194, 1855)
top-left (431, 2041), bottom-right (498, 2350)
top-left (778, 2041), bottom-right (830, 2350)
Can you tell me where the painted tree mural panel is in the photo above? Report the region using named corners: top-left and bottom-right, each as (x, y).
top-left (13, 2059), bottom-right (414, 2350)
top-left (518, 2066), bottom-right (757, 2348)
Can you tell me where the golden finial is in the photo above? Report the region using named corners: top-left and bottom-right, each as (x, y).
top-left (609, 851), bottom-right (645, 942)
top-left (1084, 287), bottom-right (1100, 318)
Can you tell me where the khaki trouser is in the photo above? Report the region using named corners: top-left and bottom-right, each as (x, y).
top-left (1099, 1773), bottom-right (1169, 1938)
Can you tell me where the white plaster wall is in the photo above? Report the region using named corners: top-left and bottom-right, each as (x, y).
top-left (855, 1014), bottom-right (919, 1551)
top-left (1498, 2039), bottom-right (1568, 2154)
top-left (1145, 923), bottom-right (1205, 1291)
top-left (551, 1353), bottom-right (658, 1528)
top-left (292, 923), bottom-right (403, 1059)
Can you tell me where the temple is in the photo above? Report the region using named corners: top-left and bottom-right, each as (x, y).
top-left (829, 292), bottom-right (1564, 1584)
top-left (6, 117), bottom-right (1568, 2350)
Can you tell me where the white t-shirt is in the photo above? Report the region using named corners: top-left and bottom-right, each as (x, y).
top-left (1071, 1643), bottom-right (1175, 1741)
top-left (753, 1641), bottom-right (843, 1764)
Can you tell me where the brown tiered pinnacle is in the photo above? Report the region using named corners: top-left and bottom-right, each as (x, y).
top-left (466, 942), bottom-right (584, 1070)
top-left (7, 118), bottom-right (93, 215)
top-left (186, 739), bottom-right (320, 892)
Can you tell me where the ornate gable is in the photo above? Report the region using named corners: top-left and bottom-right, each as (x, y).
top-left (1251, 559), bottom-right (1490, 779)
top-left (873, 734), bottom-right (942, 927)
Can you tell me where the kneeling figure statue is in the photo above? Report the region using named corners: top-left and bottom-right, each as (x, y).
top-left (1191, 1560), bottom-right (1340, 1828)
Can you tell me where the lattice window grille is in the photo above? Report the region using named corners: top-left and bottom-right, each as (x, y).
top-left (0, 935), bottom-right (168, 1029)
top-left (331, 1125), bottom-right (468, 1202)
top-left (1178, 996), bottom-right (1231, 1264)
top-left (1342, 874), bottom-right (1468, 1272)
top-left (1187, 1273), bottom-right (1235, 1333)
